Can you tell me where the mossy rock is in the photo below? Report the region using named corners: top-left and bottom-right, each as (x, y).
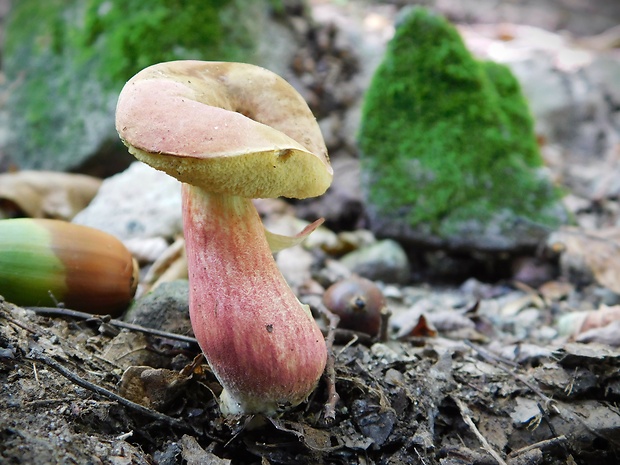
top-left (2, 0), bottom-right (279, 175)
top-left (358, 7), bottom-right (568, 253)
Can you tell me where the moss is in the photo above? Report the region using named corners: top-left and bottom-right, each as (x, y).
top-left (77, 0), bottom-right (239, 87)
top-left (358, 7), bottom-right (563, 234)
top-left (2, 0), bottom-right (269, 171)
top-left (4, 0), bottom-right (259, 87)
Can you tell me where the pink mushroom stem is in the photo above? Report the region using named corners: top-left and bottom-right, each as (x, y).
top-left (183, 184), bottom-right (327, 415)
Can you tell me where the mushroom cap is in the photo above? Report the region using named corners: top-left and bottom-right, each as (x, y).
top-left (116, 61), bottom-right (332, 199)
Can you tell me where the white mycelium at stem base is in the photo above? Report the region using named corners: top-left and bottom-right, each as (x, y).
top-left (183, 185), bottom-right (327, 415)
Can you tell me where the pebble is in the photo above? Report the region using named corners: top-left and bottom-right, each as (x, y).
top-left (73, 162), bottom-right (182, 242)
top-left (339, 239), bottom-right (410, 284)
top-left (124, 280), bottom-right (192, 337)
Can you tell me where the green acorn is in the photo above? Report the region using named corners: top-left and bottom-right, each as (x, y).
top-left (0, 218), bottom-right (139, 315)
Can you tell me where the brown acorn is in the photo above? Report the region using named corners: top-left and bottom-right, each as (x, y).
top-left (0, 218), bottom-right (139, 315)
top-left (323, 275), bottom-right (387, 336)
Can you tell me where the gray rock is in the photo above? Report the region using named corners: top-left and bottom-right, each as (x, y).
top-left (507, 50), bottom-right (611, 159)
top-left (124, 280), bottom-right (191, 337)
top-left (367, 202), bottom-right (567, 253)
top-left (340, 239), bottom-right (410, 284)
top-left (72, 162), bottom-right (182, 241)
top-left (0, 0), bottom-right (280, 174)
top-left (276, 246), bottom-right (315, 296)
top-left (357, 11), bottom-right (568, 254)
top-left (434, 0), bottom-right (620, 36)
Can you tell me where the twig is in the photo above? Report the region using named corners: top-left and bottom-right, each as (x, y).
top-left (0, 310), bottom-right (39, 335)
top-left (463, 340), bottom-right (519, 368)
top-left (28, 349), bottom-right (191, 431)
top-left (337, 333), bottom-right (359, 357)
top-left (331, 327), bottom-right (372, 346)
top-left (378, 306), bottom-right (392, 343)
top-left (464, 340), bottom-right (553, 406)
top-left (33, 362), bottom-right (40, 384)
top-left (507, 435), bottom-right (567, 458)
top-left (317, 303), bottom-right (341, 423)
top-left (27, 306), bottom-right (199, 348)
top-left (537, 402), bottom-right (557, 436)
top-left (465, 342), bottom-right (620, 451)
top-left (454, 397), bottom-right (508, 465)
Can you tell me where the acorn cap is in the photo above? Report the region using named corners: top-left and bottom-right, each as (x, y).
top-left (115, 60), bottom-right (333, 200)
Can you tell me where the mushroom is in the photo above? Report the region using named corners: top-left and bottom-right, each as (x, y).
top-left (115, 61), bottom-right (333, 415)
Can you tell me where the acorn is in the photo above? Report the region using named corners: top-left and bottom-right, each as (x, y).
top-left (0, 218), bottom-right (139, 315)
top-left (323, 275), bottom-right (387, 336)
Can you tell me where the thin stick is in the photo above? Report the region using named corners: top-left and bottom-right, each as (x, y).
top-left (0, 310), bottom-right (39, 335)
top-left (318, 303), bottom-right (341, 423)
top-left (465, 342), bottom-right (620, 450)
top-left (28, 350), bottom-right (190, 431)
top-left (27, 306), bottom-right (198, 347)
top-left (378, 306), bottom-right (392, 343)
top-left (454, 397), bottom-right (508, 465)
top-left (463, 340), bottom-right (519, 368)
top-left (33, 362), bottom-right (40, 384)
top-left (507, 435), bottom-right (567, 458)
top-left (464, 340), bottom-right (553, 406)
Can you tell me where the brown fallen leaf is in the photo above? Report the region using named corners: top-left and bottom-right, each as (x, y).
top-left (538, 280), bottom-right (574, 303)
top-left (547, 226), bottom-right (620, 293)
top-left (140, 236), bottom-right (188, 295)
top-left (119, 365), bottom-right (192, 410)
top-left (405, 314), bottom-right (438, 338)
top-left (0, 170), bottom-right (101, 220)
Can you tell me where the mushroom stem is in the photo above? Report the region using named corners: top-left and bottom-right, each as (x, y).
top-left (182, 184), bottom-right (327, 415)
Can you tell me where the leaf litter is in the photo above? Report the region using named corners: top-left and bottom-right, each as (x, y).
top-left (2, 289), bottom-right (620, 464)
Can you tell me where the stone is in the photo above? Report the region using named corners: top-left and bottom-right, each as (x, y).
top-left (276, 246), bottom-right (315, 296)
top-left (357, 7), bottom-right (568, 253)
top-left (339, 239), bottom-right (410, 284)
top-left (463, 24), bottom-right (620, 161)
top-left (72, 162), bottom-right (182, 242)
top-left (1, 0), bottom-right (275, 175)
top-left (433, 0), bottom-right (620, 36)
top-left (124, 280), bottom-right (191, 337)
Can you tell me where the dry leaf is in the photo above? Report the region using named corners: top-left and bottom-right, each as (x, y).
top-left (538, 280), bottom-right (574, 302)
top-left (575, 320), bottom-right (620, 346)
top-left (406, 314), bottom-right (438, 338)
top-left (547, 226), bottom-right (620, 293)
top-left (0, 170), bottom-right (101, 220)
top-left (181, 435), bottom-right (231, 465)
top-left (557, 305), bottom-right (620, 339)
top-left (119, 365), bottom-right (191, 410)
top-left (141, 236), bottom-right (188, 292)
top-left (395, 308), bottom-right (475, 339)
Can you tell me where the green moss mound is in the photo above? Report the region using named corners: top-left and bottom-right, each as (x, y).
top-left (358, 7), bottom-right (563, 238)
top-left (2, 0), bottom-right (272, 172)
